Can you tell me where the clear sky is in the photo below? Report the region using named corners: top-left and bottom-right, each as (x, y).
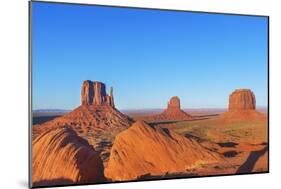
top-left (32, 2), bottom-right (268, 110)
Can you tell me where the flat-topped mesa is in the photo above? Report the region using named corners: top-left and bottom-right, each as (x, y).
top-left (81, 80), bottom-right (115, 107)
top-left (219, 88), bottom-right (266, 122)
top-left (228, 89), bottom-right (256, 111)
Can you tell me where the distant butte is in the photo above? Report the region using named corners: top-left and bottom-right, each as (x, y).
top-left (147, 96), bottom-right (192, 121)
top-left (220, 89), bottom-right (266, 121)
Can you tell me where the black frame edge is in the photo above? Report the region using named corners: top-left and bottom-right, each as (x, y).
top-left (28, 1), bottom-right (33, 188)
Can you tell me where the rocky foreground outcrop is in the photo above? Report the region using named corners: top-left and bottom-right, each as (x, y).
top-left (81, 80), bottom-right (114, 107)
top-left (146, 96), bottom-right (192, 121)
top-left (220, 89), bottom-right (266, 121)
top-left (32, 127), bottom-right (105, 187)
top-left (105, 121), bottom-right (221, 181)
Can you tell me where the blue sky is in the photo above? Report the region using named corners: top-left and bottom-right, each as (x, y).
top-left (32, 2), bottom-right (268, 110)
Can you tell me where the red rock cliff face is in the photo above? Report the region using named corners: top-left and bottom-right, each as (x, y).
top-left (220, 89), bottom-right (266, 121)
top-left (81, 80), bottom-right (94, 105)
top-left (229, 89), bottom-right (256, 111)
top-left (81, 80), bottom-right (114, 107)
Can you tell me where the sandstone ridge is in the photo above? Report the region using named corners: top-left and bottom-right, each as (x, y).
top-left (32, 127), bottom-right (105, 187)
top-left (105, 120), bottom-right (221, 181)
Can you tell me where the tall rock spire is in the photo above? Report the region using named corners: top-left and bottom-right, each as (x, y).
top-left (109, 87), bottom-right (115, 107)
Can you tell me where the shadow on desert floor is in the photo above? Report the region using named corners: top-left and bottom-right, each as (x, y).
top-left (236, 145), bottom-right (268, 174)
top-left (33, 178), bottom-right (74, 187)
top-left (192, 114), bottom-right (220, 118)
top-left (150, 117), bottom-right (215, 126)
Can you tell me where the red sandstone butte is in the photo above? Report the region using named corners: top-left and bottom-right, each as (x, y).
top-left (229, 89), bottom-right (256, 111)
top-left (32, 127), bottom-right (105, 187)
top-left (81, 80), bottom-right (114, 107)
top-left (147, 96), bottom-right (192, 121)
top-left (105, 120), bottom-right (221, 181)
top-left (33, 80), bottom-right (133, 138)
top-left (220, 89), bottom-right (266, 121)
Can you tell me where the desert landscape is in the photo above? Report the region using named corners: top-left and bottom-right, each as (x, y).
top-left (31, 2), bottom-right (268, 187)
top-left (32, 80), bottom-right (268, 187)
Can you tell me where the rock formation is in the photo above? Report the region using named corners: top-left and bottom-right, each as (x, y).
top-left (147, 96), bottom-right (192, 121)
top-left (33, 105), bottom-right (133, 136)
top-left (81, 80), bottom-right (94, 105)
top-left (105, 120), bottom-right (221, 181)
top-left (229, 89), bottom-right (256, 111)
top-left (81, 80), bottom-right (114, 107)
top-left (33, 80), bottom-right (134, 167)
top-left (32, 127), bottom-right (105, 187)
top-left (33, 80), bottom-right (133, 137)
top-left (220, 89), bottom-right (266, 121)
top-left (167, 96), bottom-right (181, 110)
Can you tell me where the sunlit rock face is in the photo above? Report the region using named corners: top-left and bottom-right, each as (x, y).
top-left (105, 120), bottom-right (221, 181)
top-left (81, 80), bottom-right (114, 107)
top-left (219, 89), bottom-right (266, 122)
top-left (228, 89), bottom-right (256, 111)
top-left (32, 127), bottom-right (105, 187)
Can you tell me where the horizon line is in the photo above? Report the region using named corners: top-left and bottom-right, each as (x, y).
top-left (33, 106), bottom-right (268, 111)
